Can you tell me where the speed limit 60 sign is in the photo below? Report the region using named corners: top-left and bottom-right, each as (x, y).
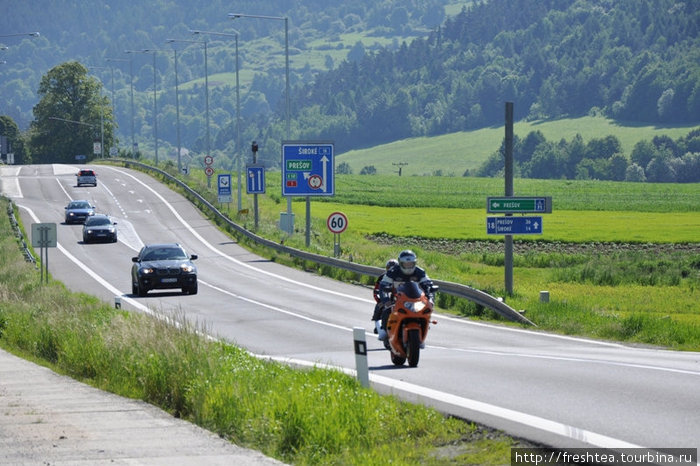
top-left (327, 211), bottom-right (348, 234)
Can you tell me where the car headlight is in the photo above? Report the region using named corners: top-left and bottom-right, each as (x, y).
top-left (139, 267), bottom-right (154, 275)
top-left (180, 264), bottom-right (195, 273)
top-left (404, 301), bottom-right (426, 313)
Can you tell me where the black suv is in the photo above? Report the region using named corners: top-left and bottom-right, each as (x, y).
top-left (131, 243), bottom-right (198, 296)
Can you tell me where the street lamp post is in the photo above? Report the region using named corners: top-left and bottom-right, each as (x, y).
top-left (105, 58), bottom-right (131, 145)
top-left (189, 29), bottom-right (242, 211)
top-left (228, 14), bottom-right (289, 138)
top-left (164, 42), bottom-right (183, 174)
top-left (166, 37), bottom-right (211, 186)
top-left (111, 56), bottom-right (136, 156)
top-left (88, 67), bottom-right (107, 158)
top-left (0, 32), bottom-right (40, 39)
top-left (125, 49), bottom-right (163, 165)
top-left (229, 13), bottom-right (293, 232)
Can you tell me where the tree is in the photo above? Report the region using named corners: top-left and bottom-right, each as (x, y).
top-left (336, 161), bottom-right (353, 174)
top-left (625, 163), bottom-right (646, 182)
top-left (630, 140), bottom-right (657, 169)
top-left (29, 61), bottom-right (115, 163)
top-left (0, 115), bottom-right (29, 164)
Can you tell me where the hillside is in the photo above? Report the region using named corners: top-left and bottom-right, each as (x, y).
top-left (1, 0), bottom-right (698, 176)
top-left (337, 116), bottom-right (699, 176)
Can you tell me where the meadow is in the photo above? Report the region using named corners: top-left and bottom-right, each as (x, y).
top-left (207, 171), bottom-right (699, 350)
top-left (337, 117), bottom-right (700, 176)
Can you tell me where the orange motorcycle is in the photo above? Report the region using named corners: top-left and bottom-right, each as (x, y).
top-left (384, 281), bottom-right (438, 367)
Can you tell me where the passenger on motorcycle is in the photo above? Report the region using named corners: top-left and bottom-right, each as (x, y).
top-left (371, 259), bottom-right (399, 332)
top-left (376, 249), bottom-right (435, 340)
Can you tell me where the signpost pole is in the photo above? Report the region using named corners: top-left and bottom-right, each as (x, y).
top-left (44, 228), bottom-right (49, 284)
top-left (504, 102), bottom-right (514, 295)
top-left (306, 196), bottom-right (311, 247)
top-left (252, 142), bottom-right (259, 230)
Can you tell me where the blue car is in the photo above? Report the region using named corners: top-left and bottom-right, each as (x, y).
top-left (64, 200), bottom-right (95, 224)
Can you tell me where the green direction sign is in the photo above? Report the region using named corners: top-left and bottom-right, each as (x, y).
top-left (487, 196), bottom-right (552, 214)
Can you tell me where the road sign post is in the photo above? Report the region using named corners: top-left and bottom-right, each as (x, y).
top-left (282, 141), bottom-right (335, 246)
top-left (217, 174), bottom-right (232, 204)
top-left (327, 211), bottom-right (348, 257)
top-left (246, 165), bottom-right (265, 194)
top-left (487, 216), bottom-right (543, 235)
top-left (31, 223), bottom-right (57, 284)
top-left (204, 155), bottom-right (214, 188)
top-left (487, 196), bottom-right (552, 214)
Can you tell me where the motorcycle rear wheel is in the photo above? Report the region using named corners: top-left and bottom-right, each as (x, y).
top-left (407, 329), bottom-right (421, 367)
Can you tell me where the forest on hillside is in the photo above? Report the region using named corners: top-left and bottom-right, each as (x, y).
top-left (1, 0), bottom-right (698, 178)
top-left (292, 0), bottom-right (699, 152)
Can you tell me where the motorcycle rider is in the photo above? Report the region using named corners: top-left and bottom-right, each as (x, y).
top-left (371, 259), bottom-right (399, 332)
top-left (376, 249), bottom-right (435, 340)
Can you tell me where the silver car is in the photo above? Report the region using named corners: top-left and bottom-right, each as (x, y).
top-left (76, 169), bottom-right (97, 187)
top-left (64, 200), bottom-right (95, 224)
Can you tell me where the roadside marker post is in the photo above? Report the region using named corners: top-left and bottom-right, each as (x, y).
top-left (353, 327), bottom-right (369, 388)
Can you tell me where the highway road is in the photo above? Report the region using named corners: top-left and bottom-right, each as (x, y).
top-left (3, 163), bottom-right (699, 460)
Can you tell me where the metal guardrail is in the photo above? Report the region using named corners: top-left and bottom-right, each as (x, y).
top-left (112, 159), bottom-right (536, 326)
top-left (5, 198), bottom-right (37, 265)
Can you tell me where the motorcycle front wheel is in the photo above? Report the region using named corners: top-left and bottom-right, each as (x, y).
top-left (391, 353), bottom-right (406, 366)
top-left (406, 329), bottom-right (421, 367)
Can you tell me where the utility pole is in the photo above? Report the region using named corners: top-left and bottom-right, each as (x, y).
top-left (392, 162), bottom-right (408, 176)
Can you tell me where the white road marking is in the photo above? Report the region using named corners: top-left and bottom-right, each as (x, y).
top-left (13, 164), bottom-right (695, 454)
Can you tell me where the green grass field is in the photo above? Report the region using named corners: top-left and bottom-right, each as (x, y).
top-left (206, 168), bottom-right (699, 351)
top-left (337, 117), bottom-right (700, 176)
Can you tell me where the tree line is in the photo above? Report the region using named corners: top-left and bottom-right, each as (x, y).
top-left (476, 129), bottom-right (700, 183)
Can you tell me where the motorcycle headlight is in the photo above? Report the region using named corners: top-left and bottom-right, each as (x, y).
top-left (405, 301), bottom-right (426, 313)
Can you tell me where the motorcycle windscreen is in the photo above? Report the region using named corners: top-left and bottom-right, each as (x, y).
top-left (396, 281), bottom-right (423, 299)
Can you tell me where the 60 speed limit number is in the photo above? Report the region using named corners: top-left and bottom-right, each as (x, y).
top-left (327, 212), bottom-right (348, 234)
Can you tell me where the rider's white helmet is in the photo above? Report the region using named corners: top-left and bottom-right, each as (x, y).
top-left (398, 249), bottom-right (417, 275)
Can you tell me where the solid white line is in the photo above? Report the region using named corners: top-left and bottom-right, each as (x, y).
top-left (13, 165), bottom-right (689, 455)
top-left (100, 165), bottom-right (373, 303)
top-left (18, 204), bottom-right (154, 318)
top-left (261, 355), bottom-right (646, 450)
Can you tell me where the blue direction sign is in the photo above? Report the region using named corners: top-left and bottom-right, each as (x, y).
top-left (246, 165), bottom-right (265, 194)
top-left (487, 216), bottom-right (543, 235)
top-left (218, 174), bottom-right (231, 195)
top-left (282, 142), bottom-right (334, 196)
top-left (218, 174), bottom-right (232, 203)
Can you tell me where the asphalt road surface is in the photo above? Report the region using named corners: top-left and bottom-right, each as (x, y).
top-left (2, 164), bottom-right (699, 464)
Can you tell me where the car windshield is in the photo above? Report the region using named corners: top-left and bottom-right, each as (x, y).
top-left (142, 247), bottom-right (187, 261)
top-left (80, 171), bottom-right (94, 176)
top-left (69, 201), bottom-right (90, 209)
top-left (85, 217), bottom-right (111, 226)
